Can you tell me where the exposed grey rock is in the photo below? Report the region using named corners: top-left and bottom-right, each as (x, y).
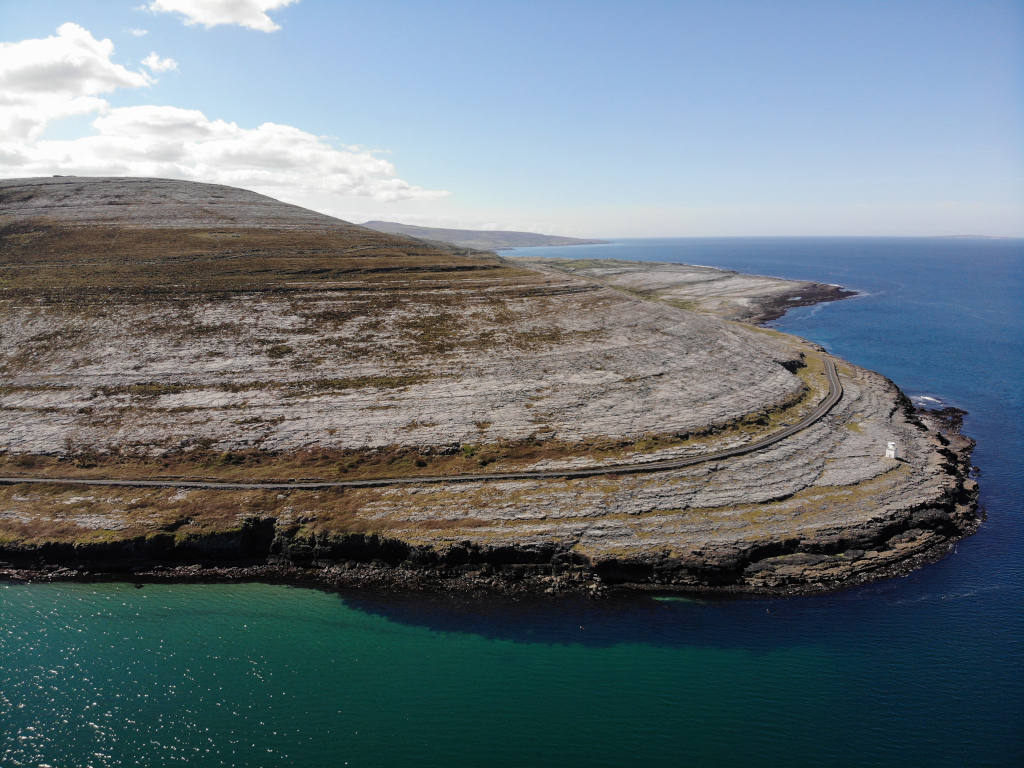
top-left (512, 256), bottom-right (856, 324)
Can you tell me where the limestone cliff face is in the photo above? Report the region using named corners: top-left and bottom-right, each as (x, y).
top-left (0, 177), bottom-right (980, 594)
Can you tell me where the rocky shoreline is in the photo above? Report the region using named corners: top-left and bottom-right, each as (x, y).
top-left (0, 405), bottom-right (979, 598)
top-left (745, 281), bottom-right (856, 325)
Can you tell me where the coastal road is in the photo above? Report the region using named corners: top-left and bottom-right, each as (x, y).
top-left (0, 359), bottom-right (842, 491)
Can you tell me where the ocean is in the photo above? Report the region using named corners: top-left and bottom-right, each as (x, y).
top-left (2, 237), bottom-right (1021, 767)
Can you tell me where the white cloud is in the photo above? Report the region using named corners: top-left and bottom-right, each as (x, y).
top-left (146, 0), bottom-right (300, 32)
top-left (129, 28), bottom-right (149, 37)
top-left (0, 21), bottom-right (446, 212)
top-left (0, 23), bottom-right (150, 141)
top-left (2, 105), bottom-right (449, 203)
top-left (142, 52), bottom-right (178, 72)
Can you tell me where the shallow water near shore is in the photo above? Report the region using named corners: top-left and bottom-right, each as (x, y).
top-left (3, 237), bottom-right (1022, 767)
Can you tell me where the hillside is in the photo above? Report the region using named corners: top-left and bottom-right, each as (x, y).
top-left (0, 177), bottom-right (978, 594)
top-left (361, 220), bottom-right (607, 250)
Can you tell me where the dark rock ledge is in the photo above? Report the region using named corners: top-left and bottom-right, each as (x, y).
top-left (748, 282), bottom-right (858, 325)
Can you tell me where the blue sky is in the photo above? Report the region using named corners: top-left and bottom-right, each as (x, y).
top-left (1, 0), bottom-right (1021, 236)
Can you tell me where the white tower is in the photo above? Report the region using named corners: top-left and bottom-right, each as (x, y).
top-left (885, 441), bottom-right (898, 459)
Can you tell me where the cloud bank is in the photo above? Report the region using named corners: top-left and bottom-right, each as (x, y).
top-left (4, 106), bottom-right (448, 202)
top-left (0, 23), bottom-right (447, 206)
top-left (146, 0), bottom-right (300, 32)
top-left (0, 23), bottom-right (150, 141)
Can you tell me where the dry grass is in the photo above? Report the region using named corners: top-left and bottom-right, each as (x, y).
top-left (0, 222), bottom-right (519, 296)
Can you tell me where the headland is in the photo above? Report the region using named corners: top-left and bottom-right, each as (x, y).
top-left (0, 177), bottom-right (980, 596)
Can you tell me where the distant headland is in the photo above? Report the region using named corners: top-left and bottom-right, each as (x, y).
top-left (361, 220), bottom-right (607, 250)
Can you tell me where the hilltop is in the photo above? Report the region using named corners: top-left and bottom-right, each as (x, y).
top-left (0, 177), bottom-right (979, 594)
top-left (361, 220), bottom-right (607, 250)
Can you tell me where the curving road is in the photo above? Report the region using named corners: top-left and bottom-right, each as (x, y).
top-left (0, 359), bottom-right (842, 491)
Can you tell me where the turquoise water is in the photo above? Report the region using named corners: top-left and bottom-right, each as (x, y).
top-left (3, 238), bottom-right (1022, 767)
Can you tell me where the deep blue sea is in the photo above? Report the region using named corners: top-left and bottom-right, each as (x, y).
top-left (2, 237), bottom-right (1021, 767)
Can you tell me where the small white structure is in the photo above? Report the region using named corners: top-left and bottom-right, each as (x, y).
top-left (885, 441), bottom-right (898, 460)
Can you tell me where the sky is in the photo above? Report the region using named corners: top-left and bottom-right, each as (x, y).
top-left (1, 0), bottom-right (1022, 237)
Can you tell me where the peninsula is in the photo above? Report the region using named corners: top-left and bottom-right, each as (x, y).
top-left (361, 220), bottom-right (607, 250)
top-left (0, 177), bottom-right (980, 595)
